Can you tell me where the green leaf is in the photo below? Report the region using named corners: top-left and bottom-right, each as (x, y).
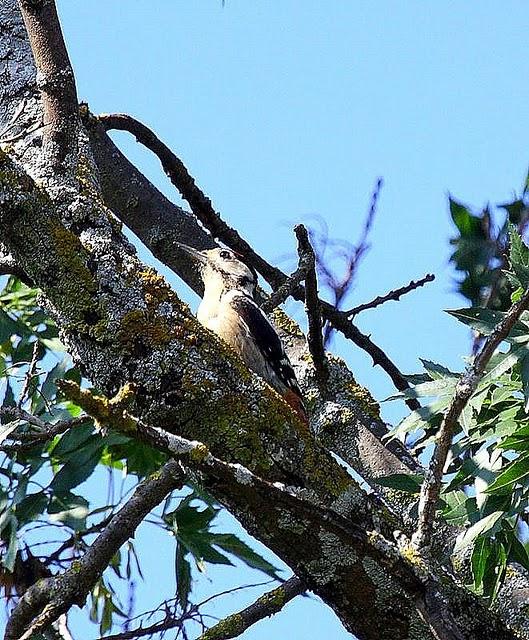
top-left (168, 502), bottom-right (218, 533)
top-left (391, 397), bottom-right (448, 439)
top-left (447, 307), bottom-right (529, 341)
top-left (453, 511), bottom-right (504, 553)
top-left (1, 380), bottom-right (16, 424)
top-left (48, 493), bottom-right (89, 531)
top-left (442, 494), bottom-right (478, 526)
top-left (520, 352), bottom-right (529, 412)
top-left (2, 515), bottom-right (18, 571)
top-left (374, 473), bottom-right (423, 494)
top-left (449, 198), bottom-right (480, 235)
top-left (483, 539), bottom-right (507, 602)
top-left (512, 286), bottom-right (524, 304)
top-left (419, 359), bottom-right (458, 380)
top-left (509, 226), bottom-right (529, 287)
top-left (50, 440), bottom-right (102, 493)
top-left (460, 403), bottom-right (475, 435)
top-left (51, 422), bottom-right (95, 457)
top-left (485, 454), bottom-right (529, 494)
top-left (15, 492), bottom-right (48, 523)
top-left (0, 309), bottom-right (20, 343)
top-left (209, 533), bottom-right (280, 578)
top-left (480, 345), bottom-right (528, 387)
top-left (471, 536), bottom-right (492, 592)
top-left (500, 425), bottom-right (529, 451)
top-left (507, 531), bottom-right (529, 573)
top-left (175, 544), bottom-right (192, 609)
top-left (33, 358), bottom-right (70, 413)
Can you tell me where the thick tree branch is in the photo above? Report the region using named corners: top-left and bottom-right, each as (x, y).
top-left (17, 0), bottom-right (79, 166)
top-left (86, 115), bottom-right (427, 493)
top-left (1, 6), bottom-right (527, 636)
top-left (0, 253), bottom-right (28, 281)
top-left (5, 460), bottom-right (185, 640)
top-left (195, 576), bottom-right (305, 640)
top-left (413, 286), bottom-right (529, 548)
top-left (97, 112), bottom-right (419, 409)
top-left (48, 381), bottom-right (516, 640)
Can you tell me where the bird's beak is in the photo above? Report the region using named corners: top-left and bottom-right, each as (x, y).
top-left (175, 242), bottom-right (207, 265)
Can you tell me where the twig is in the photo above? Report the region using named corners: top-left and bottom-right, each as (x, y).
top-left (5, 460), bottom-right (185, 640)
top-left (195, 576), bottom-right (305, 640)
top-left (313, 179), bottom-right (381, 345)
top-left (294, 225), bottom-right (328, 390)
top-left (412, 285), bottom-right (529, 549)
top-left (18, 341), bottom-right (40, 408)
top-left (261, 264), bottom-right (308, 313)
top-left (18, 0), bottom-right (79, 165)
top-left (0, 408), bottom-right (88, 450)
top-left (345, 273), bottom-right (435, 317)
top-left (99, 113), bottom-right (418, 407)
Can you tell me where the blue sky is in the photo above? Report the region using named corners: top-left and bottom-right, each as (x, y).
top-left (48, 1), bottom-right (529, 638)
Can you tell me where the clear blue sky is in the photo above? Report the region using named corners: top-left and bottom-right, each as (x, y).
top-left (53, 1), bottom-right (529, 638)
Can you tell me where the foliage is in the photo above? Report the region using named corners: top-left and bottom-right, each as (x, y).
top-left (0, 277), bottom-right (279, 635)
top-left (449, 171), bottom-right (529, 311)
top-left (388, 223), bottom-right (529, 602)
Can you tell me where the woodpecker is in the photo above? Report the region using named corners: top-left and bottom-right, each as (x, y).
top-left (176, 243), bottom-right (307, 423)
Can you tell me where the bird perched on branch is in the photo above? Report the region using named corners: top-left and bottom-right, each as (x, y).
top-left (177, 243), bottom-right (307, 423)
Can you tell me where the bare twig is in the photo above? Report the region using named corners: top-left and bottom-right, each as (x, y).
top-left (413, 285), bottom-right (529, 549)
top-left (294, 225), bottom-right (328, 390)
top-left (261, 264), bottom-right (308, 313)
top-left (5, 460), bottom-right (185, 640)
top-left (98, 113), bottom-right (418, 407)
top-left (18, 0), bottom-right (79, 165)
top-left (0, 408), bottom-right (88, 451)
top-left (93, 576), bottom-right (305, 640)
top-left (345, 273), bottom-right (435, 317)
top-left (312, 179), bottom-right (382, 345)
top-left (195, 576), bottom-right (305, 640)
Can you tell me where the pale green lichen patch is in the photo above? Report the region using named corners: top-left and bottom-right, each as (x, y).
top-left (270, 307), bottom-right (305, 340)
top-left (344, 379), bottom-right (380, 420)
top-left (189, 443), bottom-right (210, 463)
top-left (199, 613), bottom-right (244, 640)
top-left (59, 380), bottom-right (137, 434)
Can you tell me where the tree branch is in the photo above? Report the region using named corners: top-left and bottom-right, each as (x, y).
top-left (413, 285), bottom-right (529, 548)
top-left (0, 409), bottom-right (89, 452)
top-left (0, 250), bottom-right (31, 283)
top-left (17, 0), bottom-right (79, 166)
top-left (88, 111), bottom-right (426, 487)
top-left (345, 273), bottom-right (435, 317)
top-left (97, 112), bottom-right (418, 408)
top-left (294, 224), bottom-right (329, 391)
top-left (50, 381), bottom-right (516, 640)
top-left (196, 576), bottom-right (305, 640)
top-left (5, 460), bottom-right (185, 640)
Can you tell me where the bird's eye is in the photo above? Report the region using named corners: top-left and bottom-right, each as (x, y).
top-left (219, 250), bottom-right (231, 260)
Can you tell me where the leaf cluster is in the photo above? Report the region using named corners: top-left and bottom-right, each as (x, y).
top-left (385, 226), bottom-right (529, 602)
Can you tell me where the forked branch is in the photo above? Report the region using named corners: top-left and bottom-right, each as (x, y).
top-left (98, 112), bottom-right (419, 409)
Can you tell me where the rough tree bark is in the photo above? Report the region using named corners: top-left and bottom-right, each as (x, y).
top-left (1, 2), bottom-right (529, 639)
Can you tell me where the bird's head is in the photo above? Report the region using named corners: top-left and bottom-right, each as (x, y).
top-left (176, 243), bottom-right (257, 297)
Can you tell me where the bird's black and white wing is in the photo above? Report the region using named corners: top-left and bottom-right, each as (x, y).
top-left (227, 293), bottom-right (302, 399)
